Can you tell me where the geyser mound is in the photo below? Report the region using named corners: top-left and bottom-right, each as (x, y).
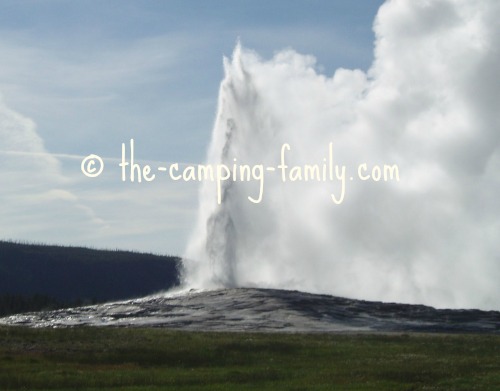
top-left (1, 288), bottom-right (498, 333)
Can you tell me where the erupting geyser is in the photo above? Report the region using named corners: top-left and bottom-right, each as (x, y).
top-left (183, 0), bottom-right (500, 310)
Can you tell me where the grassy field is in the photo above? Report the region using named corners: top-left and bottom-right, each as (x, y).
top-left (0, 326), bottom-right (499, 390)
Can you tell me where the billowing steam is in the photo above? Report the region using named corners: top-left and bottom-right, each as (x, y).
top-left (183, 0), bottom-right (500, 310)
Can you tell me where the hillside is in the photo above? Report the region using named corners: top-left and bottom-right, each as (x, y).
top-left (0, 240), bottom-right (181, 315)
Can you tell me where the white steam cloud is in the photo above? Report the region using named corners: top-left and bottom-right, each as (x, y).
top-left (183, 0), bottom-right (500, 310)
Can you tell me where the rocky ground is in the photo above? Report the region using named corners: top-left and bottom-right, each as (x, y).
top-left (1, 288), bottom-right (498, 333)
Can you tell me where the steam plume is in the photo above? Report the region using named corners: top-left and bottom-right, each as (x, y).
top-left (183, 0), bottom-right (500, 310)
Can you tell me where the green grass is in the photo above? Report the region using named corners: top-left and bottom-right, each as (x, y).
top-left (0, 327), bottom-right (498, 390)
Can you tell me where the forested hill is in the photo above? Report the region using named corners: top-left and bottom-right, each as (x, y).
top-left (0, 240), bottom-right (182, 316)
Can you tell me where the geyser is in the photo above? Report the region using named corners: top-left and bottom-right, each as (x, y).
top-left (183, 0), bottom-right (500, 310)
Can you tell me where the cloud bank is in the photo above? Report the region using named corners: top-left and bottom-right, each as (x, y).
top-left (0, 96), bottom-right (106, 242)
top-left (183, 0), bottom-right (500, 310)
top-left (0, 96), bottom-right (198, 253)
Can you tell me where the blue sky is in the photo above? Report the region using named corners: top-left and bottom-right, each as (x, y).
top-left (0, 1), bottom-right (384, 254)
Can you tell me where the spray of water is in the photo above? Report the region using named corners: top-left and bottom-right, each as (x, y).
top-left (183, 0), bottom-right (500, 310)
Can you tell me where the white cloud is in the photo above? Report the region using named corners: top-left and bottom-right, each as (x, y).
top-left (0, 31), bottom-right (209, 164)
top-left (0, 98), bottom-right (104, 239)
top-left (0, 95), bottom-right (199, 253)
